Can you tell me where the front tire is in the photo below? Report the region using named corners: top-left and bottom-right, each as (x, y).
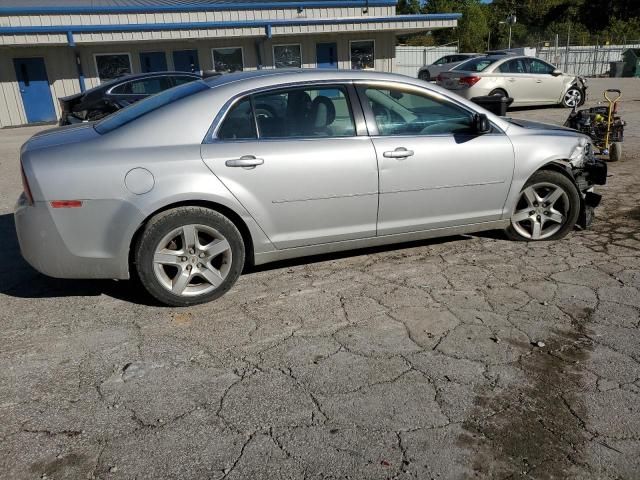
top-left (562, 86), bottom-right (584, 108)
top-left (418, 71), bottom-right (431, 82)
top-left (506, 170), bottom-right (581, 242)
top-left (135, 207), bottom-right (245, 306)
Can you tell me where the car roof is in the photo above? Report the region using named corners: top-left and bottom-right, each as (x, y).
top-left (203, 68), bottom-right (436, 89)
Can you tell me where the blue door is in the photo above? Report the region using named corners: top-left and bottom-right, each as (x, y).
top-left (316, 43), bottom-right (338, 69)
top-left (13, 57), bottom-right (56, 123)
top-left (140, 52), bottom-right (167, 72)
top-left (172, 50), bottom-right (200, 73)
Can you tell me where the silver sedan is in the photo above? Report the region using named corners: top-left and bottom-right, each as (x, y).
top-left (15, 70), bottom-right (607, 306)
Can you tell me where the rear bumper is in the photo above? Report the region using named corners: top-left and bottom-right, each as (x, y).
top-left (14, 195), bottom-right (131, 280)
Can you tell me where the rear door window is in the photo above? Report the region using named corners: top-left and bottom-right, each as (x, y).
top-left (217, 98), bottom-right (257, 140)
top-left (252, 86), bottom-right (356, 139)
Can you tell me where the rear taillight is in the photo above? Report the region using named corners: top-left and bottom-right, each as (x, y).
top-left (21, 166), bottom-right (34, 206)
top-left (436, 74), bottom-right (444, 82)
top-left (459, 76), bottom-right (481, 87)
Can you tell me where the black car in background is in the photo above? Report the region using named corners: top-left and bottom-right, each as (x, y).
top-left (58, 71), bottom-right (203, 125)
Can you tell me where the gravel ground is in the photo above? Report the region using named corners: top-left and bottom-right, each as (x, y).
top-left (1, 78), bottom-right (639, 479)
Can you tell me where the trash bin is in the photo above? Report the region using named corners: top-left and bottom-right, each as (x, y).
top-left (622, 49), bottom-right (640, 77)
top-left (609, 61), bottom-right (624, 77)
top-left (470, 95), bottom-right (514, 116)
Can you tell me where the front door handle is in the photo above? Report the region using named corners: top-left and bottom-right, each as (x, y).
top-left (536, 79), bottom-right (543, 83)
top-left (225, 155), bottom-right (264, 168)
top-left (383, 147), bottom-right (414, 159)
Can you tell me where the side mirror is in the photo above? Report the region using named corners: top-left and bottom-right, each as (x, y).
top-left (551, 69), bottom-right (562, 76)
top-left (474, 113), bottom-right (491, 134)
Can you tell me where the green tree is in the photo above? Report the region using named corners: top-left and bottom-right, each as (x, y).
top-left (397, 0), bottom-right (422, 14)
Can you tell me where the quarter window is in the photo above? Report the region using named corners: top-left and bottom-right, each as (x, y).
top-left (273, 45), bottom-right (302, 69)
top-left (363, 87), bottom-right (474, 136)
top-left (218, 98), bottom-right (257, 141)
top-left (95, 53), bottom-right (131, 82)
top-left (350, 41), bottom-right (375, 70)
top-left (212, 47), bottom-right (244, 73)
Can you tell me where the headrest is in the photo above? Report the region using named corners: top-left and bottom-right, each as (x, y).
top-left (309, 96), bottom-right (336, 128)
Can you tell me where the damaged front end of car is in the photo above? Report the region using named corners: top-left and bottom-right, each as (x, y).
top-left (566, 138), bottom-right (607, 228)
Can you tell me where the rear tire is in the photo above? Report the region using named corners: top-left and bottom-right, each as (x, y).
top-left (418, 71), bottom-right (431, 82)
top-left (505, 170), bottom-right (581, 242)
top-left (609, 142), bottom-right (622, 162)
top-left (135, 207), bottom-right (245, 306)
top-left (489, 88), bottom-right (508, 98)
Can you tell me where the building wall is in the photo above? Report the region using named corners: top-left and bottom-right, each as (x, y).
top-left (0, 31), bottom-right (396, 127)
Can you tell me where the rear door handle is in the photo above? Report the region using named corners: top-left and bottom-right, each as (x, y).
top-left (225, 155), bottom-right (264, 168)
top-left (536, 79), bottom-right (543, 83)
top-left (383, 147), bottom-right (414, 159)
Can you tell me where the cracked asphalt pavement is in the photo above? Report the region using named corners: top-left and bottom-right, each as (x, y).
top-left (1, 78), bottom-right (639, 479)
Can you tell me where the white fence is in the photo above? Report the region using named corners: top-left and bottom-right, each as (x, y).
top-left (394, 45), bottom-right (458, 77)
top-left (537, 43), bottom-right (640, 76)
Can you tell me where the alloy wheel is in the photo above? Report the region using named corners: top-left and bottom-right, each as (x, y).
top-left (564, 88), bottom-right (582, 107)
top-left (511, 182), bottom-right (569, 240)
top-left (152, 224), bottom-right (232, 297)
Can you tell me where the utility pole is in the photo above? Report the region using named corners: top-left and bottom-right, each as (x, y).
top-left (506, 14), bottom-right (516, 49)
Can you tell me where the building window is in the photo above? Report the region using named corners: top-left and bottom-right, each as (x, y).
top-left (273, 44), bottom-right (302, 69)
top-left (212, 47), bottom-right (244, 73)
top-left (95, 53), bottom-right (131, 82)
top-left (350, 40), bottom-right (375, 70)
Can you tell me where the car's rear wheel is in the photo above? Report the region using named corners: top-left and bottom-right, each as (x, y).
top-left (135, 207), bottom-right (245, 306)
top-left (489, 88), bottom-right (508, 98)
top-left (506, 171), bottom-right (580, 242)
top-left (562, 86), bottom-right (584, 108)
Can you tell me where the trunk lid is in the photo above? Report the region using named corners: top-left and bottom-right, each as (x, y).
top-left (436, 71), bottom-right (481, 91)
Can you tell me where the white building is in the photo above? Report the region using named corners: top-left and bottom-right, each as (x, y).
top-left (0, 0), bottom-right (460, 127)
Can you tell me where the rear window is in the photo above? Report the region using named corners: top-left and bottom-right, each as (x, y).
top-left (453, 57), bottom-right (495, 72)
top-left (94, 80), bottom-right (208, 134)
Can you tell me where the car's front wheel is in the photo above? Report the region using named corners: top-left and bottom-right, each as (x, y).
top-left (562, 86), bottom-right (584, 108)
top-left (506, 170), bottom-right (581, 241)
top-left (135, 207), bottom-right (245, 306)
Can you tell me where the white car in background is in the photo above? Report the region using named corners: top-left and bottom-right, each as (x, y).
top-left (436, 55), bottom-right (587, 108)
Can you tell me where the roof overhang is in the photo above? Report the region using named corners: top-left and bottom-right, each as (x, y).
top-left (0, 14), bottom-right (461, 46)
top-left (1, 1), bottom-right (396, 15)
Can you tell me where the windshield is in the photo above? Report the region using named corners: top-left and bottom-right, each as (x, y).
top-left (453, 57), bottom-right (495, 72)
top-left (94, 80), bottom-right (209, 134)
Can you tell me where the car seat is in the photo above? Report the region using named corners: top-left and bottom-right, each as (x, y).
top-left (306, 96), bottom-right (336, 136)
